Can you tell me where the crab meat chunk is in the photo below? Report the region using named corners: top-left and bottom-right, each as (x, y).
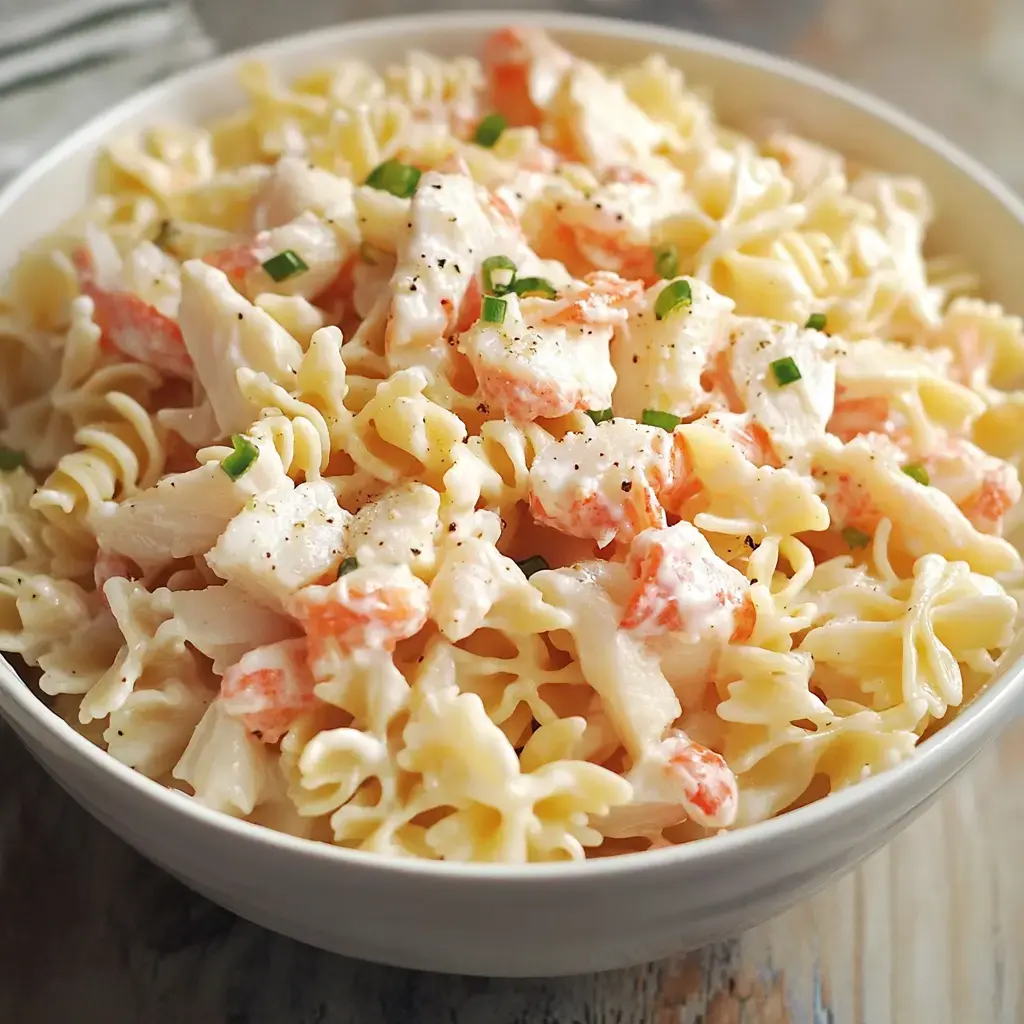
top-left (206, 481), bottom-right (352, 611)
top-left (528, 418), bottom-right (689, 548)
top-left (612, 277), bottom-right (734, 421)
top-left (459, 290), bottom-right (617, 421)
top-left (287, 563), bottom-right (430, 662)
top-left (385, 170), bottom-right (567, 374)
top-left (620, 521), bottom-right (754, 642)
top-left (220, 638), bottom-right (317, 744)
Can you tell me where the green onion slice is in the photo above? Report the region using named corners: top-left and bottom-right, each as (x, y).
top-left (220, 435), bottom-right (259, 481)
top-left (841, 526), bottom-right (871, 549)
top-left (481, 255), bottom-right (517, 295)
top-left (585, 408), bottom-right (613, 425)
top-left (512, 277), bottom-right (558, 300)
top-left (474, 113), bottom-right (508, 148)
top-left (0, 447), bottom-right (25, 472)
top-left (261, 250), bottom-right (309, 283)
top-left (654, 279), bottom-right (693, 320)
top-left (770, 356), bottom-right (802, 386)
top-left (653, 244), bottom-right (679, 280)
top-left (902, 463), bottom-right (930, 486)
top-left (805, 312), bottom-right (828, 331)
top-left (641, 409), bottom-right (681, 431)
top-left (517, 555), bottom-right (549, 578)
top-left (365, 159), bottom-right (422, 199)
top-left (481, 295), bottom-right (507, 324)
top-left (337, 556), bottom-right (359, 578)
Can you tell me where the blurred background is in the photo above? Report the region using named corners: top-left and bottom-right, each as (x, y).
top-left (1, 0), bottom-right (1022, 187)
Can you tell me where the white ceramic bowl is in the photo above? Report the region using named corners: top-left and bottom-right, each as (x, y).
top-left (2, 11), bottom-right (1023, 979)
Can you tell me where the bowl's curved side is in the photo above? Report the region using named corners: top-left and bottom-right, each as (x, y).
top-left (3, 697), bottom-right (980, 975)
top-left (1, 10), bottom-right (1023, 977)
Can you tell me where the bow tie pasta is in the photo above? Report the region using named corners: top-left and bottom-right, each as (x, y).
top-left (2, 27), bottom-right (1022, 861)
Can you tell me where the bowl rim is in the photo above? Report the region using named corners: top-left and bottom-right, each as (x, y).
top-left (2, 8), bottom-right (1023, 882)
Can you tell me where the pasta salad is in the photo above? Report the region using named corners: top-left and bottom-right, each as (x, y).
top-left (1, 27), bottom-right (1022, 862)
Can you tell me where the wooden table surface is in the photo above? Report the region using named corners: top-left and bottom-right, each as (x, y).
top-left (3, 1), bottom-right (1024, 1021)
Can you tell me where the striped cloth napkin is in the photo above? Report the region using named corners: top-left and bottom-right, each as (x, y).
top-left (0, 0), bottom-right (216, 181)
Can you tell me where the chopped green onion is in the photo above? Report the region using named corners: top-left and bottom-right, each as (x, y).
top-left (641, 409), bottom-right (681, 432)
top-left (653, 243), bottom-right (679, 280)
top-left (805, 312), bottom-right (828, 331)
top-left (902, 463), bottom-right (930, 486)
top-left (654, 279), bottom-right (693, 320)
top-left (474, 113), bottom-right (508, 148)
top-left (0, 447), bottom-right (25, 472)
top-left (365, 159), bottom-right (422, 199)
top-left (481, 295), bottom-right (507, 324)
top-left (770, 356), bottom-right (802, 386)
top-left (220, 434), bottom-right (259, 481)
top-left (261, 250), bottom-right (309, 283)
top-left (337, 556), bottom-right (359, 578)
top-left (842, 526), bottom-right (871, 549)
top-left (517, 555), bottom-right (549, 578)
top-left (512, 277), bottom-right (558, 299)
top-left (585, 408), bottom-right (613, 425)
top-left (482, 254), bottom-right (517, 295)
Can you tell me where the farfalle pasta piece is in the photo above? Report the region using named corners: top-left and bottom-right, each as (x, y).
top-left (97, 125), bottom-right (217, 199)
top-left (78, 579), bottom-right (194, 724)
top-left (442, 418), bottom-right (554, 517)
top-left (932, 296), bottom-right (1024, 393)
top-left (0, 568), bottom-right (98, 665)
top-left (0, 467), bottom-right (50, 570)
top-left (715, 646), bottom-right (826, 729)
top-left (235, 325), bottom-right (352, 469)
top-left (728, 704), bottom-right (922, 827)
top-left (799, 553), bottom-right (1016, 718)
top-left (398, 649), bottom-right (631, 862)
